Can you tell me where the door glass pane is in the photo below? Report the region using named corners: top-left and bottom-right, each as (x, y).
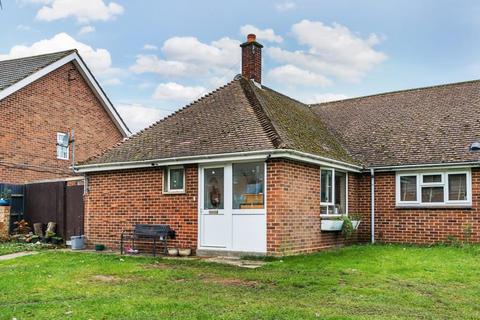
top-left (423, 174), bottom-right (442, 183)
top-left (321, 169), bottom-right (332, 203)
top-left (169, 168), bottom-right (184, 190)
top-left (421, 187), bottom-right (444, 203)
top-left (334, 171), bottom-right (347, 214)
top-left (204, 168), bottom-right (224, 209)
top-left (233, 162), bottom-right (264, 209)
top-left (400, 176), bottom-right (417, 201)
top-left (448, 174), bottom-right (467, 201)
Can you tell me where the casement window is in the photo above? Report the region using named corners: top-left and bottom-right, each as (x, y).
top-left (164, 166), bottom-right (185, 193)
top-left (321, 168), bottom-right (348, 215)
top-left (56, 132), bottom-right (69, 160)
top-left (396, 170), bottom-right (471, 207)
top-left (232, 162), bottom-right (264, 209)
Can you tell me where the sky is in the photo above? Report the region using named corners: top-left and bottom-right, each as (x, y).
top-left (1, 0), bottom-right (480, 133)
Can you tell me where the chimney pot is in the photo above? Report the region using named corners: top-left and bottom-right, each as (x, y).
top-left (240, 34), bottom-right (263, 83)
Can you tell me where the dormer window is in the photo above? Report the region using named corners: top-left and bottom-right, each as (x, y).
top-left (56, 132), bottom-right (69, 160)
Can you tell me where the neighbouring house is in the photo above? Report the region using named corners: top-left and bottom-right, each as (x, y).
top-left (76, 34), bottom-right (480, 256)
top-left (0, 50), bottom-right (129, 239)
top-left (0, 50), bottom-right (129, 184)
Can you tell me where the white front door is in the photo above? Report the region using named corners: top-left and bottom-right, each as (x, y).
top-left (200, 165), bottom-right (232, 248)
top-left (199, 162), bottom-right (267, 253)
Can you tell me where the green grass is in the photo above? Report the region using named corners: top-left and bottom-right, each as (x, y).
top-left (0, 242), bottom-right (48, 255)
top-left (1, 244), bottom-right (480, 319)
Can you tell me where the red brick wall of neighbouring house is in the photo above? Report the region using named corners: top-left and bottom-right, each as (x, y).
top-left (84, 166), bottom-right (198, 251)
top-left (266, 159), bottom-right (369, 255)
top-left (0, 62), bottom-right (124, 184)
top-left (373, 169), bottom-right (480, 244)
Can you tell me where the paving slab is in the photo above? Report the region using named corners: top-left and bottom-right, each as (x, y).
top-left (0, 251), bottom-right (38, 261)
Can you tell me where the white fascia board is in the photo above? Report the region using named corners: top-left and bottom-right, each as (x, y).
top-left (0, 52), bottom-right (130, 137)
top-left (369, 161), bottom-right (480, 172)
top-left (74, 149), bottom-right (362, 173)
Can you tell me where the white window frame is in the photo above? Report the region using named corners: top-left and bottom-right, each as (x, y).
top-left (164, 166), bottom-right (185, 194)
top-left (56, 132), bottom-right (69, 160)
top-left (396, 169), bottom-right (471, 207)
top-left (320, 168), bottom-right (348, 217)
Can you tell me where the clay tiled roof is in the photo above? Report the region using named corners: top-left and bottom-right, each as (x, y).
top-left (82, 77), bottom-right (355, 165)
top-left (311, 80), bottom-right (480, 167)
top-left (0, 50), bottom-right (75, 91)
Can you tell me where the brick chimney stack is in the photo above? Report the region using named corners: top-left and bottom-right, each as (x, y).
top-left (240, 34), bottom-right (263, 83)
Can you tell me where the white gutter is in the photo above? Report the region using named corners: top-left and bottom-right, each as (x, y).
top-left (74, 149), bottom-right (362, 173)
top-left (370, 168), bottom-right (375, 244)
top-left (367, 161), bottom-right (480, 172)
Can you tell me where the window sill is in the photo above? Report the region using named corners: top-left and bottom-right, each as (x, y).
top-left (320, 214), bottom-right (347, 218)
top-left (395, 205), bottom-right (472, 210)
top-left (162, 190), bottom-right (186, 195)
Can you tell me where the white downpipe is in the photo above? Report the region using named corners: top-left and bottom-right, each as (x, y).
top-left (370, 168), bottom-right (375, 244)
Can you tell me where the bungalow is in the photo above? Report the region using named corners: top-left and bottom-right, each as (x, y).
top-left (76, 34), bottom-right (480, 256)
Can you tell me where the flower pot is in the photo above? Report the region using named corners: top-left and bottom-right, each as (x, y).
top-left (51, 238), bottom-right (63, 245)
top-left (351, 220), bottom-right (361, 230)
top-left (178, 248), bottom-right (191, 257)
top-left (168, 248), bottom-right (179, 256)
top-left (95, 244), bottom-right (105, 251)
top-left (321, 219), bottom-right (344, 231)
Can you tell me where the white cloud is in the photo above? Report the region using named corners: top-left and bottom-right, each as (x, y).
top-left (240, 25), bottom-right (283, 43)
top-left (130, 36), bottom-right (241, 82)
top-left (35, 0), bottom-right (123, 24)
top-left (130, 55), bottom-right (189, 77)
top-left (153, 82), bottom-right (207, 102)
top-left (16, 24), bottom-right (32, 31)
top-left (102, 77), bottom-right (122, 86)
top-left (0, 33), bottom-right (119, 80)
top-left (78, 25), bottom-right (95, 35)
top-left (143, 44), bottom-right (158, 50)
top-left (267, 20), bottom-right (386, 83)
top-left (116, 103), bottom-right (168, 133)
top-left (267, 64), bottom-right (331, 87)
top-left (275, 1), bottom-right (296, 11)
top-left (303, 93), bottom-right (350, 104)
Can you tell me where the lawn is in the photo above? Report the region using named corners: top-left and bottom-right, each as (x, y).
top-left (0, 244), bottom-right (479, 319)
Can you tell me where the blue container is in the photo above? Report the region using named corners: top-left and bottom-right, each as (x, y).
top-left (0, 199), bottom-right (10, 206)
top-left (71, 235), bottom-right (85, 250)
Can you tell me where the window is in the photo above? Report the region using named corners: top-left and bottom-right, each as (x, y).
top-left (204, 167), bottom-right (224, 209)
top-left (396, 170), bottom-right (470, 207)
top-left (56, 132), bottom-right (69, 160)
top-left (164, 166), bottom-right (185, 193)
top-left (233, 162), bottom-right (264, 209)
top-left (321, 168), bottom-right (347, 215)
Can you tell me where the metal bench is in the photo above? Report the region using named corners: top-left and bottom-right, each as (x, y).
top-left (120, 224), bottom-right (175, 257)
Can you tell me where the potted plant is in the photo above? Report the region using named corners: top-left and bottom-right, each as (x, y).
top-left (349, 213), bottom-right (362, 230)
top-left (0, 189), bottom-right (12, 206)
top-left (51, 236), bottom-right (63, 245)
top-left (44, 231), bottom-right (55, 243)
top-left (321, 216), bottom-right (344, 231)
top-left (341, 216), bottom-right (354, 240)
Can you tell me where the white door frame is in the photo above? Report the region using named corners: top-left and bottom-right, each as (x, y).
top-left (197, 161), bottom-right (267, 253)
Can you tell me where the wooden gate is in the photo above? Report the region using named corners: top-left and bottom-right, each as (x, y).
top-left (24, 181), bottom-right (84, 239)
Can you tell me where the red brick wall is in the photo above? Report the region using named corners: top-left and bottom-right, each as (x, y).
top-left (373, 169), bottom-right (480, 244)
top-left (266, 159), bottom-right (365, 255)
top-left (84, 166), bottom-right (198, 251)
top-left (0, 62), bottom-right (124, 184)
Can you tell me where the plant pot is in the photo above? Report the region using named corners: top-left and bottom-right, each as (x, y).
top-left (178, 248), bottom-right (191, 257)
top-left (51, 238), bottom-right (63, 245)
top-left (321, 219), bottom-right (344, 231)
top-left (351, 220), bottom-right (361, 230)
top-left (168, 248), bottom-right (179, 256)
top-left (95, 244), bottom-right (105, 251)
